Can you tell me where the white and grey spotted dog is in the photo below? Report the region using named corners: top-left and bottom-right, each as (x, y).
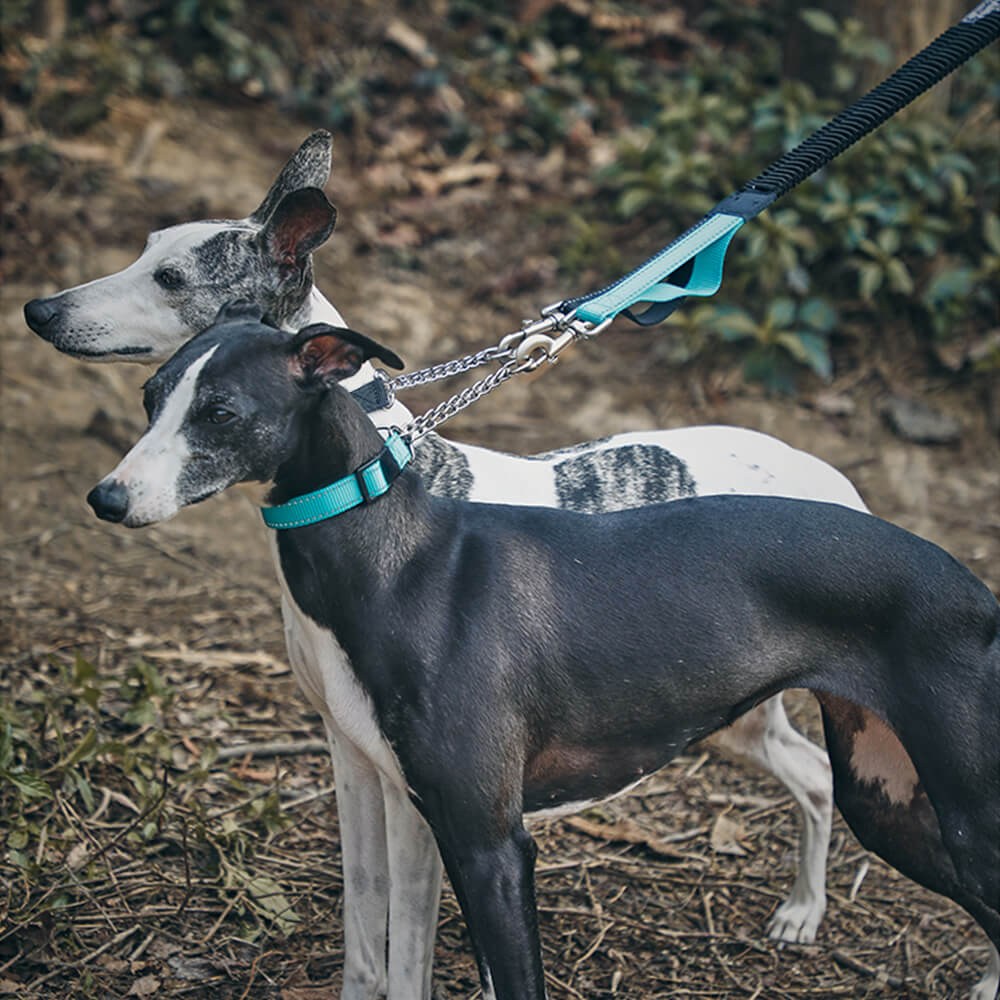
top-left (26, 132), bottom-right (880, 999)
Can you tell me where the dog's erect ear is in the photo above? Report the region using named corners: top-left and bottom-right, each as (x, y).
top-left (290, 323), bottom-right (404, 384)
top-left (258, 188), bottom-right (337, 277)
top-left (249, 130), bottom-right (333, 225)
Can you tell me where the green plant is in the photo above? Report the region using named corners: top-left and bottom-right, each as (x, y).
top-left (599, 9), bottom-right (998, 387)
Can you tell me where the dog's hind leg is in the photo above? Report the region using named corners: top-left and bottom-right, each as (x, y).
top-left (710, 694), bottom-right (832, 942)
top-left (818, 693), bottom-right (1000, 1000)
top-left (380, 777), bottom-right (443, 1000)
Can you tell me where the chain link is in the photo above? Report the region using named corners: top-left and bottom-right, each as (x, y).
top-left (389, 312), bottom-right (611, 443)
top-left (404, 356), bottom-right (528, 443)
top-left (387, 343), bottom-right (514, 393)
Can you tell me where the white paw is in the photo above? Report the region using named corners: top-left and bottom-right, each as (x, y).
top-left (766, 894), bottom-right (825, 944)
top-left (968, 944), bottom-right (999, 1000)
top-left (969, 976), bottom-right (999, 1000)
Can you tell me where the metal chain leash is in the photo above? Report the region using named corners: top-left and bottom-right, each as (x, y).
top-left (387, 342), bottom-right (514, 392)
top-left (404, 355), bottom-right (527, 442)
top-left (398, 313), bottom-right (612, 443)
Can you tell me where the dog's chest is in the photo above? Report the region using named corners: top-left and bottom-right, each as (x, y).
top-left (267, 535), bottom-right (407, 789)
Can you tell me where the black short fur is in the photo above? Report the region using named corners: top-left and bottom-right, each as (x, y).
top-left (107, 315), bottom-right (1000, 1000)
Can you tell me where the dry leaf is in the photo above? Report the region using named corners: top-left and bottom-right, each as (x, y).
top-left (710, 811), bottom-right (750, 856)
top-left (127, 975), bottom-right (160, 998)
top-left (564, 815), bottom-right (693, 860)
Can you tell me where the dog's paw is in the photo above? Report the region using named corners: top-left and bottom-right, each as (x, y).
top-left (766, 894), bottom-right (825, 944)
top-left (967, 943), bottom-right (999, 1000)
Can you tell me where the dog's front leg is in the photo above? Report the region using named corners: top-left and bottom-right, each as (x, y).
top-left (437, 826), bottom-right (546, 1000)
top-left (379, 777), bottom-right (443, 999)
top-left (326, 732), bottom-right (390, 1000)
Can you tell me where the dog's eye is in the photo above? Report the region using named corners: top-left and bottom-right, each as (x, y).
top-left (154, 266), bottom-right (186, 290)
top-left (206, 407), bottom-right (236, 425)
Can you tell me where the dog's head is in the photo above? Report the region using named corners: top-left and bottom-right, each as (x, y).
top-left (87, 301), bottom-right (403, 527)
top-left (24, 131), bottom-right (337, 363)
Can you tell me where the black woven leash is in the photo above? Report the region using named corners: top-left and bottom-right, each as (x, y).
top-left (556, 0), bottom-right (1000, 327)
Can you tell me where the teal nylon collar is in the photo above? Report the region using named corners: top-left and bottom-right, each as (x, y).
top-left (261, 432), bottom-right (413, 529)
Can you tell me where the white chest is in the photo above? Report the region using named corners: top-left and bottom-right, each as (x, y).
top-left (267, 534), bottom-right (408, 790)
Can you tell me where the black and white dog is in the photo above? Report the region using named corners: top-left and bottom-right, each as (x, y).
top-left (28, 133), bottom-right (878, 993)
top-left (88, 307), bottom-right (1000, 1000)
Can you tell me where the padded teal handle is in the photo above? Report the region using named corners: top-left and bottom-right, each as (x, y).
top-left (575, 213), bottom-right (744, 324)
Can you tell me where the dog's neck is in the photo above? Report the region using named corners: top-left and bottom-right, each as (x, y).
top-left (268, 388), bottom-right (434, 597)
top-left (270, 389), bottom-right (383, 499)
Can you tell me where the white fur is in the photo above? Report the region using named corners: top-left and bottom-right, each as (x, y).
top-left (971, 943), bottom-right (1000, 1000)
top-left (100, 345), bottom-right (217, 525)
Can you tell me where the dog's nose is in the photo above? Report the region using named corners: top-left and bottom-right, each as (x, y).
top-left (87, 480), bottom-right (130, 524)
top-left (24, 298), bottom-right (60, 335)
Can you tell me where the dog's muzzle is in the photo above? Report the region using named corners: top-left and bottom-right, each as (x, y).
top-left (87, 480), bottom-right (130, 524)
top-left (24, 298), bottom-right (60, 338)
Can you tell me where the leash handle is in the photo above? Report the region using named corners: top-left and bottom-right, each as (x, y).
top-left (559, 0), bottom-right (1000, 327)
top-left (743, 1), bottom-right (1000, 200)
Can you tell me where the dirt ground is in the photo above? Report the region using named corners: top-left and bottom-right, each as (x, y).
top-left (2, 99), bottom-right (999, 999)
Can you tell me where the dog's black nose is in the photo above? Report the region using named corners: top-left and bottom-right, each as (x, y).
top-left (24, 298), bottom-right (60, 335)
top-left (87, 480), bottom-right (130, 524)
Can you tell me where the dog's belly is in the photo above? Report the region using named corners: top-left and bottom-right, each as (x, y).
top-left (522, 740), bottom-right (680, 819)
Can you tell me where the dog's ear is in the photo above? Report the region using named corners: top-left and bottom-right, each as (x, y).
top-left (213, 299), bottom-right (268, 325)
top-left (290, 323), bottom-right (404, 384)
top-left (258, 188), bottom-right (337, 278)
top-left (249, 130), bottom-right (333, 225)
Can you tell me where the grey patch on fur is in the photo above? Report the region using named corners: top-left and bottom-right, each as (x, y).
top-left (167, 226), bottom-right (312, 331)
top-left (249, 131), bottom-right (333, 224)
top-left (410, 433), bottom-right (474, 500)
top-left (553, 445), bottom-right (696, 514)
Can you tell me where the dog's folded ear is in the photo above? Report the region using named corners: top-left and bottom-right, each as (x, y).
top-left (290, 323), bottom-right (405, 384)
top-left (213, 299), bottom-right (270, 325)
top-left (258, 188), bottom-right (337, 278)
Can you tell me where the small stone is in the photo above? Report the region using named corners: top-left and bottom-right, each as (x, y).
top-left (814, 392), bottom-right (856, 418)
top-left (880, 396), bottom-right (961, 445)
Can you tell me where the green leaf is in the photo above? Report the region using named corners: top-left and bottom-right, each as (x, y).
top-left (7, 828), bottom-right (29, 850)
top-left (7, 772), bottom-right (54, 801)
top-left (618, 187), bottom-right (652, 219)
top-left (877, 227), bottom-right (901, 256)
top-left (924, 267), bottom-right (975, 306)
top-left (800, 8), bottom-right (839, 36)
top-left (799, 298), bottom-right (838, 333)
top-left (886, 258), bottom-right (914, 295)
top-left (777, 331), bottom-right (833, 380)
top-left (858, 262), bottom-right (883, 300)
top-left (984, 212), bottom-right (1000, 254)
top-left (63, 728), bottom-right (98, 767)
top-left (712, 308), bottom-right (760, 342)
top-left (766, 298), bottom-right (796, 329)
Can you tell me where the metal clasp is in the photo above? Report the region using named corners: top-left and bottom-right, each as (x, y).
top-left (511, 315), bottom-right (613, 370)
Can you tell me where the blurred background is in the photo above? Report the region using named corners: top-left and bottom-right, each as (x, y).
top-left (2, 2), bottom-right (998, 998)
